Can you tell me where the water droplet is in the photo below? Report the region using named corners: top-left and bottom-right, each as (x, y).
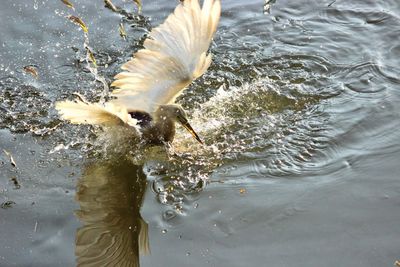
top-left (163, 210), bottom-right (177, 221)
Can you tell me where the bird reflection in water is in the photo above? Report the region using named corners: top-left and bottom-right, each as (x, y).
top-left (75, 156), bottom-right (149, 267)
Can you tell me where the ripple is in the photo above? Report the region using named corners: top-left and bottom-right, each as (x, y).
top-left (169, 77), bottom-right (333, 182)
top-left (343, 62), bottom-right (388, 94)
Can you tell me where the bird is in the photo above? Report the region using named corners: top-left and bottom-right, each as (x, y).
top-left (55, 0), bottom-right (221, 146)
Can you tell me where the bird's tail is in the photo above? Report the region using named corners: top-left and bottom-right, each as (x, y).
top-left (55, 100), bottom-right (130, 126)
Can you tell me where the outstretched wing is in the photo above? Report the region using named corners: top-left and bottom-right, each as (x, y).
top-left (55, 100), bottom-right (138, 127)
top-left (111, 0), bottom-right (221, 113)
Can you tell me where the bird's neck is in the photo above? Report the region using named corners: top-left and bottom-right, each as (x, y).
top-left (142, 116), bottom-right (176, 144)
top-left (155, 116), bottom-right (176, 142)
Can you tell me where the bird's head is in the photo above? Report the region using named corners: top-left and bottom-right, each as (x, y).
top-left (157, 104), bottom-right (203, 144)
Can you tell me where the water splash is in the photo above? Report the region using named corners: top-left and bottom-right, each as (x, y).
top-left (145, 77), bottom-right (331, 213)
top-left (82, 34), bottom-right (109, 102)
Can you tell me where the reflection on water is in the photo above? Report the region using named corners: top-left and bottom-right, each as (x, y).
top-left (75, 156), bottom-right (149, 267)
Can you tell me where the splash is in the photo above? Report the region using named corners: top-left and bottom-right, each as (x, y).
top-left (147, 77), bottom-right (329, 214)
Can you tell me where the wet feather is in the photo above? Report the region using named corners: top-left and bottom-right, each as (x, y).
top-left (23, 65), bottom-right (38, 79)
top-left (67, 15), bottom-right (88, 33)
top-left (104, 0), bottom-right (119, 12)
top-left (119, 23), bottom-right (127, 40)
top-left (61, 0), bottom-right (75, 10)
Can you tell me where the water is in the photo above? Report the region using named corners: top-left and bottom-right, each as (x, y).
top-left (1, 0), bottom-right (400, 266)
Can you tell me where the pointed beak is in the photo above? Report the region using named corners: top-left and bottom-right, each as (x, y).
top-left (178, 117), bottom-right (203, 145)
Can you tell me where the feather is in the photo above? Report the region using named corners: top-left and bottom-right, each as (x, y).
top-left (55, 100), bottom-right (138, 127)
top-left (111, 0), bottom-right (221, 114)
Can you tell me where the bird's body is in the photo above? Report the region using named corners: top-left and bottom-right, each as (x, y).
top-left (142, 107), bottom-right (176, 144)
top-left (55, 0), bottom-right (221, 145)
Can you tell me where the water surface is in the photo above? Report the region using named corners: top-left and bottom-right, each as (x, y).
top-left (1, 0), bottom-right (400, 266)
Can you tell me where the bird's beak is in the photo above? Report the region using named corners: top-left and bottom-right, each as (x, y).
top-left (178, 117), bottom-right (203, 145)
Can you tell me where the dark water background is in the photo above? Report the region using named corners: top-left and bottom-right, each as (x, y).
top-left (1, 0), bottom-right (400, 266)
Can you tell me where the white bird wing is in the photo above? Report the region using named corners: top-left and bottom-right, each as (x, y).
top-left (110, 0), bottom-right (221, 114)
top-left (55, 99), bottom-right (138, 127)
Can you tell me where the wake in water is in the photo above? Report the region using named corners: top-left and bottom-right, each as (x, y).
top-left (139, 77), bottom-right (330, 211)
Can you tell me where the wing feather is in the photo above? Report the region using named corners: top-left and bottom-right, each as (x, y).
top-left (55, 100), bottom-right (138, 127)
top-left (111, 0), bottom-right (221, 113)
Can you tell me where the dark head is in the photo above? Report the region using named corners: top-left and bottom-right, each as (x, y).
top-left (156, 104), bottom-right (203, 144)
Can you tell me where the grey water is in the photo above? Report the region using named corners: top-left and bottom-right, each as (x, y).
top-left (1, 0), bottom-right (400, 266)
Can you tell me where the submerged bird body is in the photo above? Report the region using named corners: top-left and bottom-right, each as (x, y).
top-left (55, 0), bottom-right (221, 145)
top-left (142, 107), bottom-right (177, 145)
